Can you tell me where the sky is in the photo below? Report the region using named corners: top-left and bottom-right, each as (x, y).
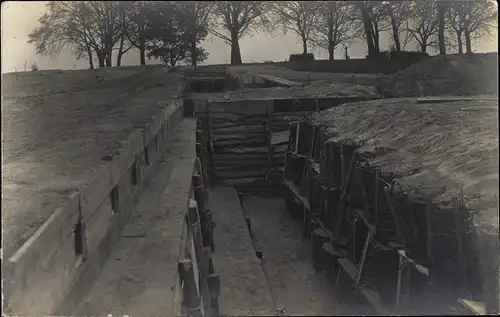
top-left (1, 1), bottom-right (498, 73)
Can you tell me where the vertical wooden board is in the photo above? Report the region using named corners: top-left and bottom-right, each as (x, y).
top-left (425, 197), bottom-right (435, 284)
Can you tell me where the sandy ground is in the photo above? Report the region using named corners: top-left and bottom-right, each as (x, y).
top-left (242, 194), bottom-right (355, 316)
top-left (1, 66), bottom-right (182, 258)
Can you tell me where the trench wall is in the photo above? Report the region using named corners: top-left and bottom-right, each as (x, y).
top-left (283, 120), bottom-right (498, 315)
top-left (5, 95), bottom-right (185, 316)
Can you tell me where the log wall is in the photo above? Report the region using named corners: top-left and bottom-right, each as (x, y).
top-left (194, 98), bottom-right (338, 193)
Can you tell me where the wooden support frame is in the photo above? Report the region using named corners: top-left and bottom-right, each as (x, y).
top-left (207, 101), bottom-right (215, 174)
top-left (267, 103), bottom-right (274, 189)
top-left (354, 229), bottom-right (374, 287)
top-left (425, 197), bottom-right (435, 286)
top-left (452, 196), bottom-right (470, 297)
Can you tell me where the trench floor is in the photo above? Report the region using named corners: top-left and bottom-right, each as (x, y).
top-left (241, 194), bottom-right (353, 316)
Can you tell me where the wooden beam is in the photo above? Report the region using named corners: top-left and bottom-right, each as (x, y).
top-left (256, 74), bottom-right (303, 87)
top-left (283, 179), bottom-right (310, 210)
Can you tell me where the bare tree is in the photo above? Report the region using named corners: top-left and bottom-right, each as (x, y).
top-left (28, 1), bottom-right (95, 69)
top-left (381, 1), bottom-right (412, 52)
top-left (310, 1), bottom-right (359, 60)
top-left (116, 2), bottom-right (134, 67)
top-left (175, 1), bottom-right (213, 66)
top-left (405, 0), bottom-right (439, 53)
top-left (210, 1), bottom-right (271, 65)
top-left (355, 1), bottom-right (389, 57)
top-left (122, 1), bottom-right (152, 66)
top-left (451, 0), bottom-right (498, 54)
top-left (271, 1), bottom-right (319, 54)
top-left (446, 0), bottom-right (466, 54)
top-left (85, 1), bottom-right (124, 67)
top-left (437, 0), bottom-right (448, 54)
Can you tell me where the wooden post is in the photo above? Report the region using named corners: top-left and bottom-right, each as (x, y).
top-left (340, 145), bottom-right (345, 187)
top-left (267, 103), bottom-right (273, 190)
top-left (395, 252), bottom-right (404, 310)
top-left (178, 259), bottom-right (201, 317)
top-left (425, 197), bottom-right (434, 286)
top-left (453, 196), bottom-right (470, 296)
top-left (294, 122), bottom-right (300, 154)
top-left (207, 102), bottom-right (216, 177)
top-left (374, 170), bottom-right (380, 231)
top-left (354, 229), bottom-right (373, 286)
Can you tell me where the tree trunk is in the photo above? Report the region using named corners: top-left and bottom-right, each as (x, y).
top-left (421, 41), bottom-right (427, 53)
top-left (360, 4), bottom-right (376, 57)
top-left (230, 30), bottom-right (242, 65)
top-left (389, 10), bottom-right (401, 51)
top-left (98, 52), bottom-right (105, 68)
top-left (106, 49), bottom-right (112, 67)
top-left (327, 25), bottom-right (334, 60)
top-left (372, 22), bottom-right (380, 53)
top-left (139, 37), bottom-right (146, 66)
top-left (328, 47), bottom-right (334, 60)
top-left (457, 31), bottom-right (463, 54)
top-left (87, 48), bottom-right (94, 69)
top-left (117, 36), bottom-right (125, 67)
top-left (438, 2), bottom-right (446, 55)
top-left (301, 35), bottom-right (308, 54)
top-left (191, 40), bottom-right (197, 66)
top-left (117, 53), bottom-right (123, 67)
top-left (465, 30), bottom-right (472, 54)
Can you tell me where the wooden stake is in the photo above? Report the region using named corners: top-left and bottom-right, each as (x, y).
top-left (374, 170), bottom-right (380, 232)
top-left (267, 103), bottom-right (273, 189)
top-left (453, 196), bottom-right (470, 297)
top-left (425, 197), bottom-right (434, 285)
top-left (355, 229), bottom-right (373, 287)
top-left (294, 122), bottom-right (300, 154)
top-left (396, 252), bottom-right (404, 310)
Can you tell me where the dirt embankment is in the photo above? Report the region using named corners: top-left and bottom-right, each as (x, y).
top-left (380, 53), bottom-right (498, 97)
top-left (312, 98), bottom-right (499, 235)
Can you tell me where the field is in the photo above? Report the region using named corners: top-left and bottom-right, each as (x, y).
top-left (1, 66), bottom-right (182, 258)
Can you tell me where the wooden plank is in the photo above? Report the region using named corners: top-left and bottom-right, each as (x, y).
top-left (458, 298), bottom-right (487, 315)
top-left (209, 186), bottom-right (274, 316)
top-left (453, 196), bottom-right (470, 295)
top-left (417, 96), bottom-right (498, 104)
top-left (425, 197), bottom-right (435, 284)
top-left (283, 179), bottom-right (310, 210)
top-left (267, 103), bottom-right (273, 188)
top-left (396, 249), bottom-right (429, 276)
top-left (256, 74), bottom-right (303, 87)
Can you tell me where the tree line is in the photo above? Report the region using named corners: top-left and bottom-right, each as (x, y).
top-left (29, 1), bottom-right (498, 68)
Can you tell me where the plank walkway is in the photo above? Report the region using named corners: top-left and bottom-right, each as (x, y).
top-left (209, 186), bottom-right (275, 316)
top-left (73, 119), bottom-right (197, 316)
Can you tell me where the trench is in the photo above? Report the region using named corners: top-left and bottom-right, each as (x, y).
top-left (237, 193), bottom-right (374, 316)
top-left (185, 69), bottom-right (383, 315)
top-left (184, 67), bottom-right (489, 316)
